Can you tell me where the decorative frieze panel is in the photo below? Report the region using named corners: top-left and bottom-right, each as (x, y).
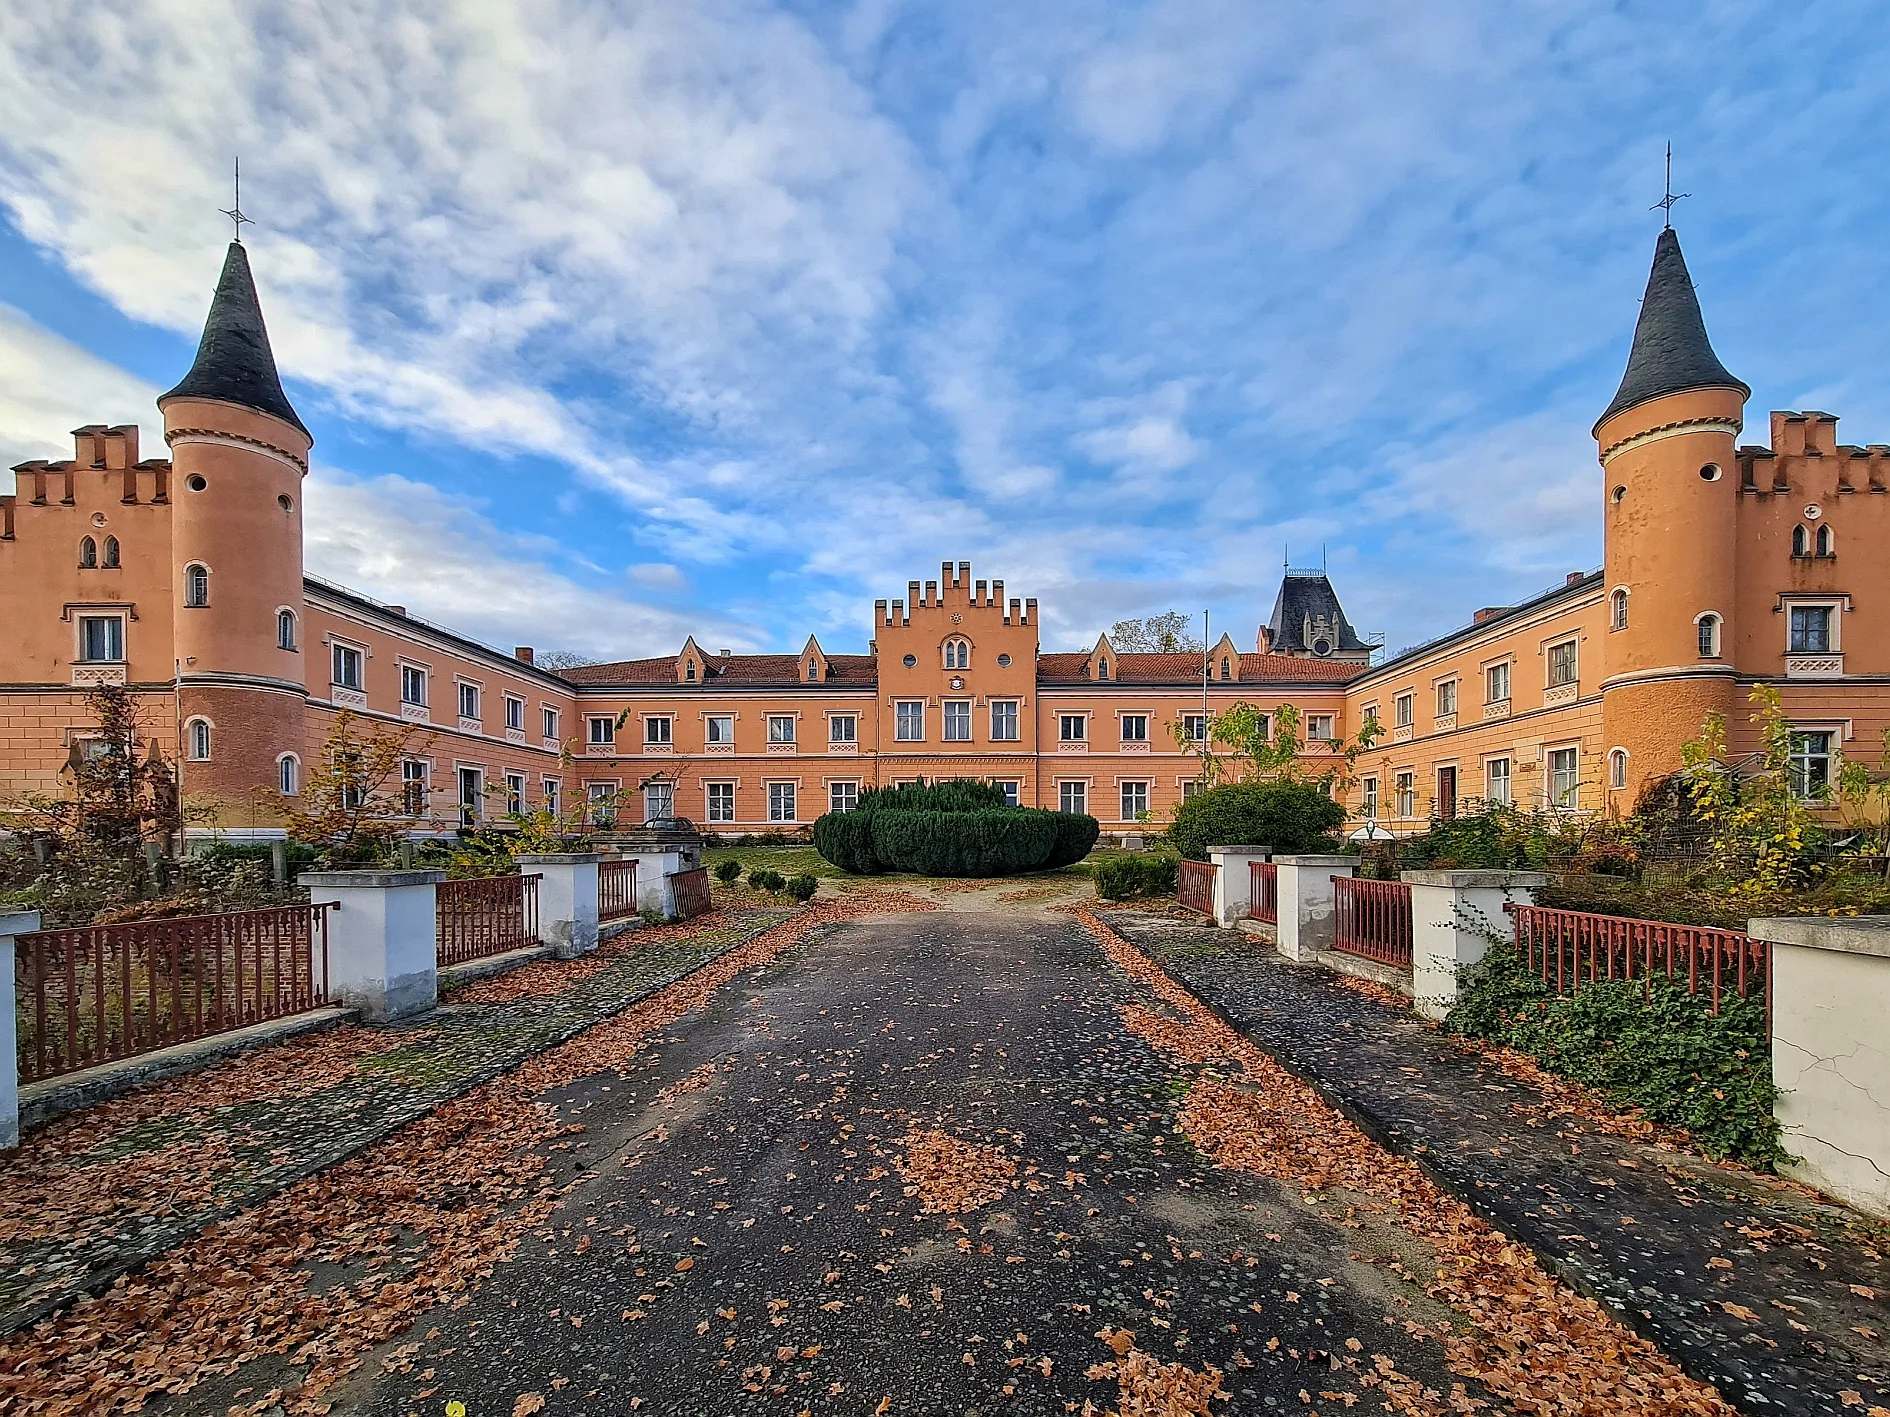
top-left (71, 664), bottom-right (127, 688)
top-left (506, 728), bottom-right (527, 745)
top-left (826, 742), bottom-right (858, 755)
top-left (766, 742), bottom-right (797, 755)
top-left (642, 743), bottom-right (674, 756)
top-left (1392, 725), bottom-right (1413, 744)
top-left (1482, 700), bottom-right (1511, 722)
top-left (1785, 654), bottom-right (1844, 680)
top-left (1433, 714), bottom-right (1457, 733)
top-left (1056, 741), bottom-right (1088, 754)
top-left (400, 702), bottom-right (430, 723)
top-left (458, 716), bottom-right (483, 736)
top-left (1542, 683), bottom-right (1579, 708)
top-left (332, 685), bottom-right (368, 711)
top-left (1119, 741), bottom-right (1151, 753)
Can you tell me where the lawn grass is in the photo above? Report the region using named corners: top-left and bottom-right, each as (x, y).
top-left (705, 843), bottom-right (1097, 885)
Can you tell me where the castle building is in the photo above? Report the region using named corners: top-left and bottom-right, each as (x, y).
top-left (2, 226), bottom-right (1886, 840)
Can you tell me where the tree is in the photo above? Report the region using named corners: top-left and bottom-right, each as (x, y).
top-left (1169, 700), bottom-right (1380, 795)
top-left (283, 710), bottom-right (438, 863)
top-left (1679, 684), bottom-right (1827, 895)
top-left (534, 649), bottom-right (601, 670)
top-left (7, 685), bottom-right (187, 852)
top-left (1108, 611), bottom-right (1204, 655)
top-left (1169, 780), bottom-right (1347, 861)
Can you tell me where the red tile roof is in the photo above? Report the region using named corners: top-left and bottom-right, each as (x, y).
top-left (559, 648), bottom-right (1359, 689)
top-left (556, 652), bottom-right (877, 687)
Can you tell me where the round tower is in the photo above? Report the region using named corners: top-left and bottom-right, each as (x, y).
top-left (1595, 226), bottom-right (1748, 807)
top-left (157, 241), bottom-right (311, 822)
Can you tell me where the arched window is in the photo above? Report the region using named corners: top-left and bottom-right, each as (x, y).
top-left (102, 536), bottom-right (119, 568)
top-left (1817, 524), bottom-right (1835, 557)
top-left (278, 754), bottom-right (299, 795)
top-left (807, 658), bottom-right (819, 682)
top-left (1608, 748), bottom-right (1628, 791)
top-left (1792, 524), bottom-right (1810, 557)
top-left (1609, 588), bottom-right (1628, 631)
top-left (187, 718), bottom-right (212, 761)
top-left (685, 660), bottom-right (697, 682)
top-left (277, 609), bottom-right (297, 651)
top-left (1697, 613), bottom-right (1721, 659)
top-left (943, 639), bottom-right (970, 670)
top-left (78, 536), bottom-right (97, 568)
top-left (1219, 657), bottom-right (1231, 682)
top-left (184, 563), bottom-right (209, 607)
top-left (1096, 658), bottom-right (1109, 680)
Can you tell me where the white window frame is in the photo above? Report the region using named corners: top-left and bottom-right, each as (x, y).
top-left (1695, 611), bottom-right (1723, 659)
top-left (278, 753), bottom-right (299, 795)
top-left (1181, 713), bottom-right (1207, 743)
top-left (186, 717), bottom-right (212, 762)
top-left (768, 780), bottom-right (798, 822)
top-left (1485, 757), bottom-right (1511, 806)
top-left (505, 771), bottom-right (527, 814)
top-left (1546, 639), bottom-right (1579, 689)
top-left (1435, 680), bottom-right (1457, 718)
top-left (543, 778), bottom-right (561, 816)
top-left (1394, 771), bottom-right (1415, 819)
top-left (1609, 587), bottom-right (1629, 632)
top-left (1058, 714), bottom-right (1087, 742)
top-left (707, 715), bottom-right (736, 746)
top-left (644, 780), bottom-right (674, 821)
top-left (1485, 660), bottom-right (1510, 705)
top-left (943, 700), bottom-right (972, 742)
top-left (1058, 779), bottom-right (1088, 815)
top-left (1304, 714), bottom-right (1334, 741)
top-left (1360, 776), bottom-right (1379, 819)
top-left (587, 781), bottom-right (619, 825)
top-left (1786, 601), bottom-right (1840, 655)
top-left (829, 714), bottom-right (858, 744)
top-left (767, 714), bottom-right (797, 745)
top-left (77, 613), bottom-right (126, 664)
top-left (645, 715), bottom-right (673, 745)
top-left (1120, 714), bottom-right (1149, 743)
top-left (183, 562), bottom-right (210, 608)
top-left (1393, 693), bottom-right (1414, 729)
top-left (829, 781), bottom-right (859, 814)
top-left (995, 780), bottom-right (1021, 807)
top-left (543, 706), bottom-right (561, 741)
top-left (277, 608), bottom-right (298, 652)
top-left (1119, 779), bottom-right (1149, 821)
top-left (1608, 748), bottom-right (1628, 792)
top-left (331, 642), bottom-right (365, 690)
top-left (505, 695), bottom-right (526, 732)
top-left (588, 715), bottom-right (616, 747)
top-left (402, 760), bottom-right (430, 815)
top-left (457, 765), bottom-right (484, 825)
top-left (990, 701), bottom-right (1020, 742)
top-left (401, 664), bottom-right (429, 707)
top-left (1548, 746), bottom-right (1580, 810)
top-left (943, 638), bottom-right (971, 670)
top-left (706, 781), bottom-right (736, 822)
top-left (457, 682), bottom-right (481, 722)
top-left (894, 701), bottom-right (924, 742)
top-left (1787, 726), bottom-right (1843, 801)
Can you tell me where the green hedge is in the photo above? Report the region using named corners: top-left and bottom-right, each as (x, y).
top-left (1167, 780), bottom-right (1347, 862)
top-left (811, 779), bottom-right (1098, 877)
top-left (1093, 853), bottom-right (1180, 900)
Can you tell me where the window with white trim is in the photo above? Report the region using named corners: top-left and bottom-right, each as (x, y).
top-left (1485, 661), bottom-right (1510, 704)
top-left (186, 718), bottom-right (211, 761)
top-left (458, 682), bottom-right (480, 720)
top-left (543, 778), bottom-right (561, 815)
top-left (278, 754), bottom-right (298, 795)
top-left (102, 536), bottom-right (119, 569)
top-left (707, 715), bottom-right (735, 745)
top-left (829, 715), bottom-right (857, 744)
top-left (1181, 714), bottom-right (1207, 743)
top-left (1120, 780), bottom-right (1148, 820)
top-left (943, 701), bottom-right (972, 741)
top-left (1436, 680), bottom-right (1457, 718)
top-left (706, 781), bottom-right (735, 822)
top-left (767, 714), bottom-right (796, 745)
top-left (829, 781), bottom-right (859, 814)
top-left (402, 760), bottom-right (429, 814)
top-left (1485, 757), bottom-right (1511, 806)
top-left (646, 715), bottom-right (672, 745)
top-left (768, 781), bottom-right (797, 822)
top-left (1697, 613), bottom-right (1721, 659)
top-left (588, 715), bottom-right (615, 746)
top-left (277, 609), bottom-right (297, 651)
top-left (1817, 524), bottom-right (1835, 558)
top-left (458, 766), bottom-right (483, 825)
top-left (331, 643), bottom-right (364, 690)
top-left (943, 638), bottom-right (970, 670)
top-left (183, 563), bottom-right (209, 607)
top-left (1789, 731), bottom-right (1835, 800)
top-left (1547, 640), bottom-right (1578, 688)
top-left (78, 615), bottom-right (124, 663)
top-left (505, 696), bottom-right (525, 732)
top-left (1394, 771), bottom-right (1415, 818)
top-left (995, 780), bottom-right (1020, 807)
top-left (1610, 588), bottom-right (1628, 631)
top-left (644, 781), bottom-right (673, 820)
top-left (543, 707), bottom-right (560, 740)
top-left (895, 701), bottom-right (924, 741)
top-left (1059, 714), bottom-right (1086, 742)
top-left (1058, 780), bottom-right (1087, 814)
top-left (1549, 747), bottom-right (1580, 809)
top-left (78, 536), bottom-right (97, 568)
top-left (505, 772), bottom-right (526, 814)
top-left (401, 665), bottom-right (428, 706)
top-left (1608, 748), bottom-right (1627, 791)
top-left (1120, 714), bottom-right (1149, 743)
top-left (1360, 776), bottom-right (1379, 819)
top-left (587, 782), bottom-right (617, 825)
top-left (1305, 714), bottom-right (1334, 741)
top-left (990, 701), bottom-right (1019, 741)
top-left (1393, 694), bottom-right (1414, 729)
top-left (1789, 605), bottom-right (1833, 654)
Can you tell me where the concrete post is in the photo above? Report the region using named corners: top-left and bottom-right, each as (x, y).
top-left (1749, 916), bottom-right (1890, 1218)
top-left (1206, 846), bottom-right (1270, 927)
top-left (517, 853), bottom-right (601, 959)
top-left (0, 910), bottom-right (39, 1149)
top-left (1404, 870), bottom-right (1547, 1022)
top-left (617, 847), bottom-right (683, 918)
top-left (1274, 854), bottom-right (1355, 962)
top-left (298, 870), bottom-right (445, 1023)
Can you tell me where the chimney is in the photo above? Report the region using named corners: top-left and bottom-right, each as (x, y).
top-left (720, 648), bottom-right (732, 658)
top-left (515, 646), bottom-right (534, 664)
top-left (1564, 571), bottom-right (1584, 588)
top-left (1472, 607), bottom-right (1513, 626)
top-left (385, 605), bottom-right (407, 617)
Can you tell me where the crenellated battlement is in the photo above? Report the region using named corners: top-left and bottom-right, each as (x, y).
top-left (1736, 411), bottom-right (1890, 494)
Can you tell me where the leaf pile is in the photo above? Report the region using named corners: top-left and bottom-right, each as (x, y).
top-left (896, 1129), bottom-right (1018, 1214)
top-left (0, 889), bottom-right (939, 1415)
top-left (1084, 1326), bottom-right (1228, 1416)
top-left (1078, 907), bottom-right (1740, 1417)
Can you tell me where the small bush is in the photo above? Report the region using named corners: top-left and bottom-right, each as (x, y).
top-left (785, 873), bottom-right (819, 903)
top-left (713, 858), bottom-right (743, 885)
top-left (1167, 780), bottom-right (1346, 862)
top-left (750, 868), bottom-right (786, 893)
top-left (1093, 852), bottom-right (1180, 900)
top-left (811, 778), bottom-right (1096, 877)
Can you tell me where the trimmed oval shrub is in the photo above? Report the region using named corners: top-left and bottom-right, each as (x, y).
top-left (1093, 852), bottom-right (1180, 900)
top-left (1167, 780), bottom-right (1346, 862)
top-left (812, 779), bottom-right (1097, 877)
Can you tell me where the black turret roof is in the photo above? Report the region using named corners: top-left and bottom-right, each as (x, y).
top-left (1265, 571), bottom-right (1368, 655)
top-left (160, 242), bottom-right (308, 438)
top-left (1594, 227), bottom-right (1747, 434)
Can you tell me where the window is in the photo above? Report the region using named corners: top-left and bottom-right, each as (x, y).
top-left (1059, 780), bottom-right (1087, 815)
top-left (1120, 780), bottom-right (1149, 821)
top-left (78, 536), bottom-right (97, 568)
top-left (102, 536), bottom-right (119, 569)
top-left (944, 639), bottom-right (970, 670)
top-left (332, 644), bottom-right (363, 690)
top-left (1792, 524), bottom-right (1810, 557)
top-left (1305, 714), bottom-right (1334, 741)
top-left (1181, 714), bottom-right (1207, 743)
top-left (1610, 588), bottom-right (1628, 632)
top-left (1393, 694), bottom-right (1414, 729)
top-left (644, 781), bottom-right (673, 821)
top-left (1547, 640), bottom-right (1578, 688)
top-left (1788, 731), bottom-right (1835, 800)
top-left (767, 715), bottom-right (796, 745)
top-left (1181, 779), bottom-right (1203, 801)
top-left (1436, 680), bottom-right (1457, 718)
top-left (707, 715), bottom-right (735, 745)
top-left (402, 760), bottom-right (429, 814)
top-left (184, 563), bottom-right (209, 607)
top-left (1394, 771), bottom-right (1415, 819)
top-left (706, 782), bottom-right (735, 822)
top-left (1360, 776), bottom-right (1379, 819)
top-left (1789, 605), bottom-right (1832, 654)
top-left (646, 716), bottom-right (672, 745)
top-left (458, 767), bottom-right (483, 825)
top-left (996, 780), bottom-right (1020, 807)
top-left (1120, 714), bottom-right (1149, 742)
top-left (277, 609), bottom-right (297, 651)
top-left (401, 665), bottom-right (428, 706)
top-left (807, 658), bottom-right (820, 682)
top-left (1486, 757), bottom-right (1511, 806)
top-left (506, 772), bottom-right (526, 814)
top-left (78, 615), bottom-right (124, 663)
top-left (1059, 714), bottom-right (1087, 742)
top-left (588, 715), bottom-right (616, 747)
top-left (506, 696), bottom-right (525, 732)
top-left (1549, 747), bottom-right (1580, 809)
top-left (458, 683), bottom-right (480, 721)
top-left (543, 707), bottom-right (560, 740)
top-left (830, 781), bottom-right (859, 814)
top-left (1697, 614), bottom-right (1721, 658)
top-left (895, 701), bottom-right (924, 741)
top-left (587, 782), bottom-right (617, 826)
top-left (768, 781), bottom-right (797, 822)
top-left (1219, 657), bottom-right (1231, 682)
top-left (278, 754), bottom-right (298, 795)
top-left (543, 778), bottom-right (561, 816)
top-left (944, 700), bottom-right (972, 741)
top-left (1485, 661), bottom-right (1510, 704)
top-left (685, 660), bottom-right (697, 682)
top-left (1096, 659), bottom-right (1109, 680)
top-left (997, 653), bottom-right (1012, 668)
top-left (990, 701), bottom-right (1019, 741)
top-left (1608, 749), bottom-right (1628, 791)
top-left (829, 715), bottom-right (857, 744)
top-left (1817, 524), bottom-right (1835, 557)
top-left (187, 718), bottom-right (211, 761)
top-left (1436, 765), bottom-right (1458, 819)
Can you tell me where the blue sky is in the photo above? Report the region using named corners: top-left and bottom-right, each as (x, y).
top-left (1, 0), bottom-right (1885, 662)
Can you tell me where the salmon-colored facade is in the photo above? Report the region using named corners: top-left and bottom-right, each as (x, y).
top-left (4, 227), bottom-right (1888, 841)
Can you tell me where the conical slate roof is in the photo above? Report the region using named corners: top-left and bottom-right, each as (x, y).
top-left (161, 242), bottom-right (308, 437)
top-left (1594, 227), bottom-right (1746, 434)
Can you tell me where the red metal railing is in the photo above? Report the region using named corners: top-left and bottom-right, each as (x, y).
top-left (671, 867), bottom-right (713, 921)
top-left (598, 858), bottom-right (639, 923)
top-left (1333, 876), bottom-right (1413, 968)
top-left (436, 873), bottom-right (541, 966)
top-left (1177, 859), bottom-right (1217, 916)
top-left (1249, 861), bottom-right (1278, 924)
top-left (16, 904), bottom-right (332, 1085)
top-left (1507, 903), bottom-right (1768, 1024)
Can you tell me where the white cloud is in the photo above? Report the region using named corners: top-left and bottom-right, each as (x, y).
top-left (1074, 381), bottom-right (1204, 479)
top-left (0, 304), bottom-right (158, 482)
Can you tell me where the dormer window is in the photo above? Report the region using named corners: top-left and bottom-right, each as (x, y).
top-left (1096, 659), bottom-right (1109, 680)
top-left (686, 660), bottom-right (697, 682)
top-left (807, 658), bottom-right (819, 681)
top-left (943, 639), bottom-right (970, 670)
top-left (1219, 657), bottom-right (1230, 681)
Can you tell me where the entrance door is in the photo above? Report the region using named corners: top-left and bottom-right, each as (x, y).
top-left (1436, 766), bottom-right (1457, 820)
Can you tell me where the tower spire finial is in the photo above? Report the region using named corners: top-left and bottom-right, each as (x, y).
top-left (219, 157), bottom-right (252, 242)
top-left (1651, 142), bottom-right (1687, 229)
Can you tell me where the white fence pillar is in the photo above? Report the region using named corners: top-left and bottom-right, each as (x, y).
top-left (299, 870), bottom-right (444, 1023)
top-left (616, 847), bottom-right (684, 918)
top-left (1274, 854), bottom-right (1355, 962)
top-left (0, 910), bottom-right (38, 1149)
top-left (1404, 870), bottom-right (1546, 1022)
top-left (517, 853), bottom-right (601, 959)
top-left (1206, 846), bottom-right (1270, 927)
top-left (1750, 916), bottom-right (1890, 1218)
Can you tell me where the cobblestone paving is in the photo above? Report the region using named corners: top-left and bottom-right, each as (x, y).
top-left (0, 909), bottom-right (794, 1338)
top-left (1109, 911), bottom-right (1890, 1417)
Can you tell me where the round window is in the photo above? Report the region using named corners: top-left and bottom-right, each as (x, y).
top-left (185, 474), bottom-right (208, 492)
top-left (996, 653), bottom-right (1012, 668)
top-left (278, 494), bottom-right (294, 511)
top-left (902, 654), bottom-right (916, 668)
top-left (1311, 639), bottom-right (1331, 656)
top-left (1699, 463), bottom-right (1722, 482)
